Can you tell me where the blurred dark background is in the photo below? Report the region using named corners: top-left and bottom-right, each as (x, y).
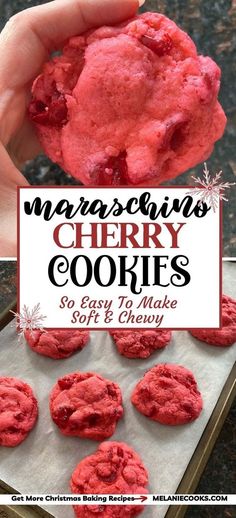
top-left (0, 0), bottom-right (236, 255)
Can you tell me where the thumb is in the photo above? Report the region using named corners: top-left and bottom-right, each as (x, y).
top-left (0, 0), bottom-right (139, 90)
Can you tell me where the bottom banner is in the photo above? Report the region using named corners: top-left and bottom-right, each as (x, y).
top-left (1, 494), bottom-right (235, 506)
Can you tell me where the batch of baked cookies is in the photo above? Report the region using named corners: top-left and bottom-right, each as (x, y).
top-left (1, 291), bottom-right (235, 517)
top-left (1, 7), bottom-right (235, 517)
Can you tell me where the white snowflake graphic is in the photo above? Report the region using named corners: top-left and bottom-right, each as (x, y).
top-left (188, 163), bottom-right (235, 212)
top-left (11, 303), bottom-right (47, 339)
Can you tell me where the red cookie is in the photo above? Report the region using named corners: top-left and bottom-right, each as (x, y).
top-left (70, 441), bottom-right (148, 517)
top-left (0, 377), bottom-right (38, 447)
top-left (110, 329), bottom-right (171, 358)
top-left (24, 329), bottom-right (90, 359)
top-left (50, 372), bottom-right (123, 440)
top-left (29, 12), bottom-right (226, 186)
top-left (131, 364), bottom-right (203, 425)
top-left (190, 294), bottom-right (236, 347)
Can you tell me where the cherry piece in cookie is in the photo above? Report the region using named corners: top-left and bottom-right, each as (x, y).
top-left (0, 377), bottom-right (38, 447)
top-left (29, 12), bottom-right (226, 186)
top-left (29, 95), bottom-right (68, 127)
top-left (110, 329), bottom-right (171, 359)
top-left (131, 364), bottom-right (203, 425)
top-left (141, 31), bottom-right (173, 57)
top-left (70, 441), bottom-right (148, 517)
top-left (50, 372), bottom-right (123, 440)
top-left (24, 329), bottom-right (90, 359)
top-left (190, 294), bottom-right (236, 347)
top-left (93, 151), bottom-right (129, 186)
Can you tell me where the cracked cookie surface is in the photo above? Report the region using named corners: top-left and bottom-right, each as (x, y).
top-left (110, 329), bottom-right (171, 358)
top-left (190, 295), bottom-right (236, 347)
top-left (0, 377), bottom-right (38, 447)
top-left (50, 372), bottom-right (123, 440)
top-left (131, 363), bottom-right (203, 425)
top-left (29, 12), bottom-right (226, 186)
top-left (24, 329), bottom-right (90, 359)
top-left (70, 441), bottom-right (148, 517)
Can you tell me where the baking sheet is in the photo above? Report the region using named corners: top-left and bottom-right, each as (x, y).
top-left (0, 262), bottom-right (236, 518)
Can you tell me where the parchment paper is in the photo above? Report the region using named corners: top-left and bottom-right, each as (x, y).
top-left (0, 262), bottom-right (235, 518)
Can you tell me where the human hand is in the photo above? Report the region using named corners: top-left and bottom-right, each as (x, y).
top-left (0, 0), bottom-right (140, 256)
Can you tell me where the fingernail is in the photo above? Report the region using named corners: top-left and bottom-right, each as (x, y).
top-left (139, 0), bottom-right (146, 6)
